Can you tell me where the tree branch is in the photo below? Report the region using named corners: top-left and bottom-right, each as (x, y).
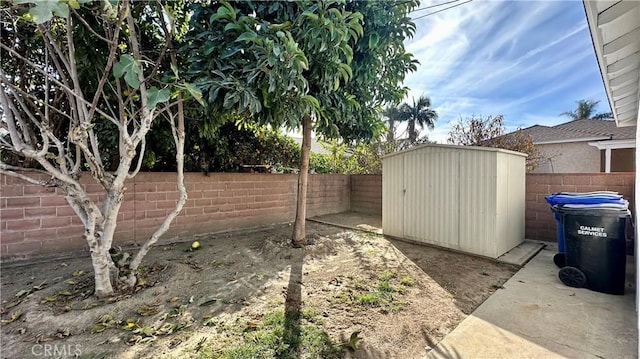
top-left (38, 24), bottom-right (72, 78)
top-left (0, 163), bottom-right (54, 186)
top-left (65, 16), bottom-right (104, 171)
top-left (70, 8), bottom-right (112, 43)
top-left (84, 4), bottom-right (127, 123)
top-left (127, 138), bottom-right (145, 179)
top-left (130, 3), bottom-right (188, 270)
top-left (125, 0), bottom-right (153, 145)
top-left (0, 86), bottom-right (29, 152)
top-left (0, 42), bottom-right (119, 125)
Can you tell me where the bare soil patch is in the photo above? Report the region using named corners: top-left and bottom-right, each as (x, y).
top-left (1, 222), bottom-right (518, 358)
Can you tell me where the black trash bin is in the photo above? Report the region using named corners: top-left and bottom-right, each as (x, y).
top-left (545, 192), bottom-right (626, 269)
top-left (558, 207), bottom-right (628, 295)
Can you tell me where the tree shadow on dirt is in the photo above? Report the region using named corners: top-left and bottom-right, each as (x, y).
top-left (386, 238), bottom-right (519, 313)
top-left (1, 224), bottom-right (342, 358)
top-left (283, 247), bottom-right (303, 358)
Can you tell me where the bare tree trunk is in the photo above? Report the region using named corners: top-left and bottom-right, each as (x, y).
top-left (90, 246), bottom-right (114, 298)
top-left (126, 20), bottom-right (188, 284)
top-left (78, 198), bottom-right (115, 298)
top-left (128, 110), bottom-right (187, 276)
top-left (291, 114), bottom-right (312, 246)
top-left (408, 120), bottom-right (416, 143)
top-left (386, 119), bottom-right (396, 144)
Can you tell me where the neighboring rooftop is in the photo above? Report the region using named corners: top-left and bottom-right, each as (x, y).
top-left (508, 119), bottom-right (636, 144)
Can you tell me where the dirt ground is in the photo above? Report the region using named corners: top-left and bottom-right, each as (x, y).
top-left (1, 221), bottom-right (518, 359)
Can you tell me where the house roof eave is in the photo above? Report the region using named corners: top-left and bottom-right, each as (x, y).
top-left (587, 138), bottom-right (636, 150)
top-left (583, 0), bottom-right (640, 127)
top-left (534, 136), bottom-right (611, 145)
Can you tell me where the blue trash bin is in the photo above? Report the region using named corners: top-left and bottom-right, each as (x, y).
top-left (545, 192), bottom-right (627, 268)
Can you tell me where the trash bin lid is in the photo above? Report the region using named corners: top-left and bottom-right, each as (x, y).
top-left (545, 193), bottom-right (625, 206)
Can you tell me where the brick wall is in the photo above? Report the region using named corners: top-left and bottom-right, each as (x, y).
top-left (2, 171), bottom-right (635, 260)
top-left (525, 173), bottom-right (635, 241)
top-left (351, 175), bottom-right (382, 214)
top-left (347, 173), bottom-right (636, 242)
top-left (0, 173), bottom-right (350, 261)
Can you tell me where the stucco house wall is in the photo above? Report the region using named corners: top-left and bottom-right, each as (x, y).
top-left (500, 119), bottom-right (635, 173)
top-left (533, 141), bottom-right (601, 173)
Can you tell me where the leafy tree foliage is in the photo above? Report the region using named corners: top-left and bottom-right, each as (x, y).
top-left (560, 99), bottom-right (612, 120)
top-left (187, 122), bottom-right (301, 174)
top-left (383, 95), bottom-right (438, 151)
top-left (310, 140), bottom-right (384, 174)
top-left (133, 109), bottom-right (301, 173)
top-left (1, 0), bottom-right (200, 297)
top-left (400, 96), bottom-right (438, 143)
top-left (447, 115), bottom-right (541, 170)
top-left (184, 0), bottom-right (418, 244)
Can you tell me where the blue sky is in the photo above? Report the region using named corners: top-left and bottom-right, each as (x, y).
top-left (403, 0), bottom-right (612, 143)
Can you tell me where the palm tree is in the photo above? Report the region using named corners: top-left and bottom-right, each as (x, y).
top-left (560, 99), bottom-right (612, 120)
top-left (400, 96), bottom-right (438, 143)
top-left (383, 105), bottom-right (403, 144)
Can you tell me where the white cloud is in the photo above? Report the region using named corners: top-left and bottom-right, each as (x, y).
top-left (403, 0), bottom-right (609, 141)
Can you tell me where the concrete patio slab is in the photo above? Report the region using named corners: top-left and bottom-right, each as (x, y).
top-left (497, 240), bottom-right (546, 266)
top-left (426, 245), bottom-right (637, 359)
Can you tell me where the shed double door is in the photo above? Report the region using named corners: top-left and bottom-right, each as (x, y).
top-left (403, 150), bottom-right (461, 248)
top-left (385, 150), bottom-right (496, 253)
top-left (385, 151), bottom-right (462, 248)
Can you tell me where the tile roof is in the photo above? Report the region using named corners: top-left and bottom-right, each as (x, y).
top-left (506, 119), bottom-right (635, 144)
top-left (553, 119), bottom-right (635, 140)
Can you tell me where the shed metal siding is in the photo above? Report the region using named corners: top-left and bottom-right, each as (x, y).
top-left (403, 148), bottom-right (460, 249)
top-left (382, 144), bottom-right (526, 258)
top-left (505, 152), bottom-right (526, 254)
top-left (382, 154), bottom-right (404, 237)
top-left (458, 149), bottom-right (498, 256)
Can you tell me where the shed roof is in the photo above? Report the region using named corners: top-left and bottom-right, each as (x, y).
top-left (382, 143), bottom-right (527, 160)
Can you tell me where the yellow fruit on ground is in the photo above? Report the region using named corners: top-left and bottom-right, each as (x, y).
top-left (191, 241), bottom-right (200, 249)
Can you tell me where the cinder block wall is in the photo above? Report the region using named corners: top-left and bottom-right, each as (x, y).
top-left (348, 173), bottom-right (636, 242)
top-left (0, 173), bottom-right (350, 261)
top-left (350, 175), bottom-right (382, 214)
top-left (525, 173), bottom-right (635, 241)
top-left (3, 172), bottom-right (634, 260)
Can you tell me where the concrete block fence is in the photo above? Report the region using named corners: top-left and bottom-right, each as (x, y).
top-left (0, 173), bottom-right (350, 261)
top-left (524, 173), bottom-right (635, 241)
top-left (350, 175), bottom-right (382, 215)
top-left (0, 172), bottom-right (634, 261)
top-left (347, 173), bottom-right (634, 242)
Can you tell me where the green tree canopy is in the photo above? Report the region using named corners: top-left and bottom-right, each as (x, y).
top-left (183, 0), bottom-right (418, 244)
top-left (1, 0), bottom-right (201, 297)
top-left (560, 99), bottom-right (612, 120)
top-left (400, 96), bottom-right (438, 143)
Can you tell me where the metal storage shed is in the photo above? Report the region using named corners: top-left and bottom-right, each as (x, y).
top-left (382, 144), bottom-right (526, 258)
